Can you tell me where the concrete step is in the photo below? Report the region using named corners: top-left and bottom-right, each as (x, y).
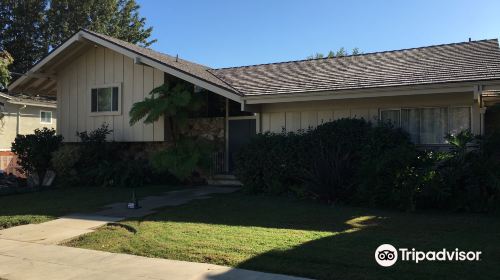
top-left (208, 175), bottom-right (242, 186)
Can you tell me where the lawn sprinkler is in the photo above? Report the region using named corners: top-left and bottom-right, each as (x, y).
top-left (127, 189), bottom-right (141, 209)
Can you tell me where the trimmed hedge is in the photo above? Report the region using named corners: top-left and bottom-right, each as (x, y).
top-left (236, 118), bottom-right (500, 212)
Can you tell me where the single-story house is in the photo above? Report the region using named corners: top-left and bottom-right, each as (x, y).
top-left (0, 92), bottom-right (56, 173)
top-left (7, 30), bottom-right (500, 174)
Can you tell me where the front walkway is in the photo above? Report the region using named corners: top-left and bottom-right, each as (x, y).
top-left (0, 186), bottom-right (309, 280)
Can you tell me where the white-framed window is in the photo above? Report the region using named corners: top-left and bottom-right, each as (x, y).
top-left (379, 106), bottom-right (471, 144)
top-left (89, 83), bottom-right (121, 116)
top-left (40, 111), bottom-right (52, 124)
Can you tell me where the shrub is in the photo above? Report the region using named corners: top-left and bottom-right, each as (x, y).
top-left (236, 131), bottom-right (305, 195)
top-left (51, 145), bottom-right (81, 186)
top-left (300, 118), bottom-right (371, 203)
top-left (150, 137), bottom-right (214, 182)
top-left (356, 123), bottom-right (423, 210)
top-left (93, 159), bottom-right (147, 188)
top-left (11, 128), bottom-right (63, 185)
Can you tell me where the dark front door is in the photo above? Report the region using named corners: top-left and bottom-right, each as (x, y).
top-left (228, 119), bottom-right (256, 173)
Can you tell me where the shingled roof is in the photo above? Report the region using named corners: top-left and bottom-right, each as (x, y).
top-left (210, 39), bottom-right (500, 96)
top-left (83, 30), bottom-right (239, 95)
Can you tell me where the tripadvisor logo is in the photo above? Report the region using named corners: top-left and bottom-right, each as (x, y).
top-left (375, 244), bottom-right (482, 267)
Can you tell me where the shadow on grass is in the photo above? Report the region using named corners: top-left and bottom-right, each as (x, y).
top-left (132, 193), bottom-right (500, 280)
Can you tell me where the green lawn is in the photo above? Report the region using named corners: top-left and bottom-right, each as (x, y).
top-left (0, 185), bottom-right (179, 229)
top-left (65, 192), bottom-right (500, 280)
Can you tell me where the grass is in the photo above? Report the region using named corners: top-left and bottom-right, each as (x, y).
top-left (65, 192), bottom-right (500, 280)
top-left (0, 185), bottom-right (180, 229)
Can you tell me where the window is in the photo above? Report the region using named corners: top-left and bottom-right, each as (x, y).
top-left (380, 109), bottom-right (401, 126)
top-left (90, 85), bottom-right (120, 114)
top-left (381, 107), bottom-right (471, 144)
top-left (40, 111), bottom-right (52, 124)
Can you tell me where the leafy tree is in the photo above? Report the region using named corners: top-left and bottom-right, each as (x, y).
top-left (0, 0), bottom-right (155, 81)
top-left (129, 80), bottom-right (203, 143)
top-left (308, 47), bottom-right (362, 59)
top-left (129, 80), bottom-right (213, 181)
top-left (46, 0), bottom-right (156, 49)
top-left (0, 0), bottom-right (48, 75)
top-left (0, 50), bottom-right (13, 90)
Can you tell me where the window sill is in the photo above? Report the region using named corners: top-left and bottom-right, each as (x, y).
top-left (89, 111), bottom-right (122, 117)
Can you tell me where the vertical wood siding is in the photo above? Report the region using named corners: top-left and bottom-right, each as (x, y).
top-left (57, 46), bottom-right (165, 142)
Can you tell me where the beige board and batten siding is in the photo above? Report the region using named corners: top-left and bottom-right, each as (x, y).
top-left (0, 102), bottom-right (56, 150)
top-left (260, 92), bottom-right (479, 134)
top-left (57, 46), bottom-right (164, 142)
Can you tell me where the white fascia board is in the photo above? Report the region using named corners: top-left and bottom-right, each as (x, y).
top-left (243, 83), bottom-right (482, 104)
top-left (8, 32), bottom-right (83, 92)
top-left (8, 100), bottom-right (57, 108)
top-left (81, 32), bottom-right (243, 104)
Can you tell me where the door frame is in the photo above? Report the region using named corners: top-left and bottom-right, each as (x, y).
top-left (224, 99), bottom-right (260, 173)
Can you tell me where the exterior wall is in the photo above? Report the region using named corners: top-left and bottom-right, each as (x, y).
top-left (259, 92), bottom-right (480, 134)
top-left (0, 102), bottom-right (56, 151)
top-left (56, 46), bottom-right (164, 142)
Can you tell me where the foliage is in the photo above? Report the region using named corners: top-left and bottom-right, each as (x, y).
top-left (150, 137), bottom-right (214, 182)
top-left (11, 128), bottom-right (63, 184)
top-left (76, 124), bottom-right (115, 167)
top-left (46, 0), bottom-right (155, 49)
top-left (93, 159), bottom-right (147, 188)
top-left (356, 123), bottom-right (424, 211)
top-left (0, 0), bottom-right (47, 75)
top-left (236, 117), bottom-right (500, 213)
top-left (51, 145), bottom-right (81, 186)
top-left (421, 130), bottom-right (500, 212)
top-left (308, 47), bottom-right (361, 59)
top-left (0, 0), bottom-right (154, 75)
top-left (236, 131), bottom-right (305, 195)
top-left (0, 50), bottom-right (13, 90)
top-left (129, 80), bottom-right (203, 143)
top-left (300, 119), bottom-right (371, 203)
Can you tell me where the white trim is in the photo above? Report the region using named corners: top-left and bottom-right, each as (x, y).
top-left (243, 83), bottom-right (484, 104)
top-left (88, 83), bottom-right (122, 117)
top-left (40, 110), bottom-right (53, 124)
top-left (78, 32), bottom-right (243, 104)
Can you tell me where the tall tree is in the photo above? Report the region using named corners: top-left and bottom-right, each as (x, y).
top-left (308, 48), bottom-right (362, 59)
top-left (0, 50), bottom-right (14, 90)
top-left (0, 0), bottom-right (48, 76)
top-left (46, 0), bottom-right (156, 49)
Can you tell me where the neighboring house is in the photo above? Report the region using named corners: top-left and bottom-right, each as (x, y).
top-left (0, 92), bottom-right (57, 173)
top-left (7, 30), bottom-right (500, 174)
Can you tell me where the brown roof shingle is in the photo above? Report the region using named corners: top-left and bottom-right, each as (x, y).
top-left (210, 39), bottom-right (500, 96)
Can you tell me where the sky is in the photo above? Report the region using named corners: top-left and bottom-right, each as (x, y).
top-left (136, 0), bottom-right (500, 69)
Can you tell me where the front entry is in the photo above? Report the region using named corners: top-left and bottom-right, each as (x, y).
top-left (228, 119), bottom-right (256, 173)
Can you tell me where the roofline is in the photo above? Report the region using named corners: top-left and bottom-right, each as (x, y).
top-left (215, 38), bottom-right (499, 70)
top-left (243, 79), bottom-right (500, 104)
top-left (0, 92), bottom-right (56, 108)
top-left (9, 29), bottom-right (243, 103)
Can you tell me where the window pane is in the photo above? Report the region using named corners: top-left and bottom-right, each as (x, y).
top-left (380, 110), bottom-right (400, 126)
top-left (401, 109), bottom-right (420, 144)
top-left (112, 87), bottom-right (118, 111)
top-left (420, 108), bottom-right (448, 144)
top-left (97, 88), bottom-right (112, 111)
top-left (91, 89), bottom-right (98, 112)
top-left (449, 107), bottom-right (470, 135)
top-left (40, 111), bottom-right (51, 123)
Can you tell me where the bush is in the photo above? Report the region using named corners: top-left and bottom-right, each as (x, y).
top-left (236, 118), bottom-right (500, 213)
top-left (300, 118), bottom-right (371, 203)
top-left (356, 123), bottom-right (423, 211)
top-left (51, 145), bottom-right (81, 186)
top-left (11, 128), bottom-right (63, 185)
top-left (236, 131), bottom-right (305, 195)
top-left (150, 137), bottom-right (214, 183)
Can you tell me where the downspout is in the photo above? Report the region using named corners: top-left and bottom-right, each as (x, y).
top-left (16, 104), bottom-right (26, 135)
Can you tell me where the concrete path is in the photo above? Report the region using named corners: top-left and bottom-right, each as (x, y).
top-left (0, 186), bottom-right (309, 279)
top-left (0, 239), bottom-right (307, 280)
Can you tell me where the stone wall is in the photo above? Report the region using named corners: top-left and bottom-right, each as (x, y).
top-left (181, 117), bottom-right (225, 144)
